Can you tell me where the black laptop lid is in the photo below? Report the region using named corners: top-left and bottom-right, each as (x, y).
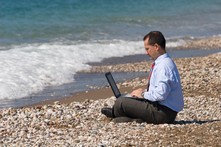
top-left (105, 72), bottom-right (121, 98)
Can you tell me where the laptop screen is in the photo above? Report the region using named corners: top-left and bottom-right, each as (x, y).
top-left (105, 72), bottom-right (121, 98)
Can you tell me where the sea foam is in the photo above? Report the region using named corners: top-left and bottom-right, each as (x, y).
top-left (0, 40), bottom-right (143, 100)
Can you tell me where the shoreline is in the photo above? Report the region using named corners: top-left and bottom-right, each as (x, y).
top-left (24, 50), bottom-right (221, 108)
top-left (1, 35), bottom-right (221, 109)
top-left (25, 85), bottom-right (146, 108)
top-left (1, 48), bottom-right (220, 109)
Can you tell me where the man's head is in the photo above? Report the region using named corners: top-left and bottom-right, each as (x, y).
top-left (143, 31), bottom-right (166, 60)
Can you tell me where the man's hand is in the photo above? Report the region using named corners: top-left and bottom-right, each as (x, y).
top-left (131, 88), bottom-right (144, 98)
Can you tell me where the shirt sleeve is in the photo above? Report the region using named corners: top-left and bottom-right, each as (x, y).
top-left (144, 66), bottom-right (172, 101)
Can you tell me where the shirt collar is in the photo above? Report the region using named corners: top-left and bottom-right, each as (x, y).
top-left (154, 53), bottom-right (169, 65)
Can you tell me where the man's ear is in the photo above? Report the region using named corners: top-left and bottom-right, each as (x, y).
top-left (154, 43), bottom-right (160, 51)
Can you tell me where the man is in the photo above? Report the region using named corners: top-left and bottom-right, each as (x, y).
top-left (101, 31), bottom-right (184, 124)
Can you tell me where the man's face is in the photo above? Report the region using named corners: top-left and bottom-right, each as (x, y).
top-left (144, 37), bottom-right (158, 60)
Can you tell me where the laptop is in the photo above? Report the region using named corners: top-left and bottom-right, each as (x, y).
top-left (105, 72), bottom-right (132, 98)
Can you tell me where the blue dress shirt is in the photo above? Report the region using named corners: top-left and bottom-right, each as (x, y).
top-left (143, 53), bottom-right (184, 112)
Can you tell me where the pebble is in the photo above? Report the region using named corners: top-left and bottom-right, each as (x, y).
top-left (0, 92), bottom-right (220, 146)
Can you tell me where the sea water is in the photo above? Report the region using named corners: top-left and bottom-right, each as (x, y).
top-left (0, 0), bottom-right (221, 105)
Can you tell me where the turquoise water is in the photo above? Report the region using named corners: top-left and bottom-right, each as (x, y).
top-left (1, 0), bottom-right (221, 46)
top-left (0, 0), bottom-right (221, 103)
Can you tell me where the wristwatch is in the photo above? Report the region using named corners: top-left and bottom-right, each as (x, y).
top-left (141, 91), bottom-right (145, 97)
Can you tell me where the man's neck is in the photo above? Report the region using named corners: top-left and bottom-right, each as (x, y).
top-left (154, 52), bottom-right (167, 62)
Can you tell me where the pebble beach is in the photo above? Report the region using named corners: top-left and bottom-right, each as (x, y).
top-left (1, 38), bottom-right (221, 146)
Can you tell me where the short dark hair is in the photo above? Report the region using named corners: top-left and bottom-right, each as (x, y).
top-left (143, 31), bottom-right (166, 49)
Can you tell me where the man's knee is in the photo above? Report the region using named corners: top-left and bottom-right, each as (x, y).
top-left (114, 97), bottom-right (126, 108)
top-left (113, 97), bottom-right (128, 117)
